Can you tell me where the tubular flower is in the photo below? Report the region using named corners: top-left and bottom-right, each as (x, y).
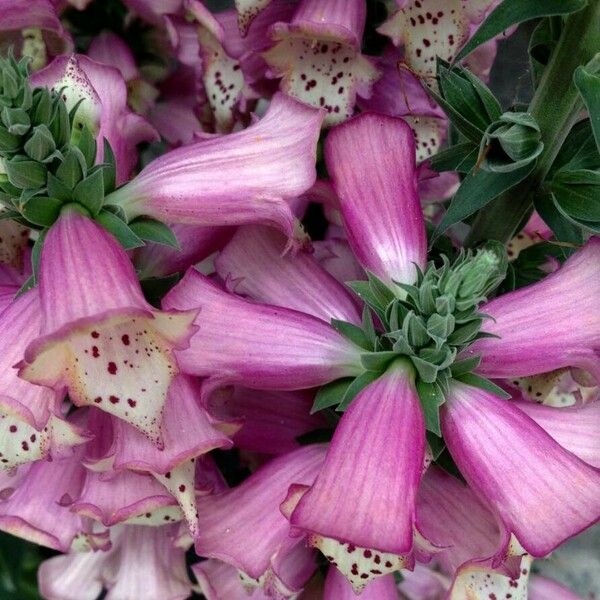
top-left (172, 112), bottom-right (600, 590)
top-left (38, 524), bottom-right (194, 600)
top-left (0, 0), bottom-right (72, 70)
top-left (263, 0), bottom-right (379, 125)
top-left (19, 210), bottom-right (198, 446)
top-left (104, 93), bottom-right (323, 239)
top-left (30, 54), bottom-right (158, 184)
top-left (194, 445), bottom-right (326, 597)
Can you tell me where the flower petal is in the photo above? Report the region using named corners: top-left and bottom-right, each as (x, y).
top-left (442, 382), bottom-right (600, 558)
top-left (105, 93), bottom-right (323, 239)
top-left (324, 567), bottom-right (398, 599)
top-left (216, 225), bottom-right (361, 324)
top-left (325, 112), bottom-right (426, 284)
top-left (194, 445), bottom-right (326, 579)
top-left (291, 361), bottom-right (425, 590)
top-left (235, 0), bottom-right (274, 36)
top-left (471, 238), bottom-right (600, 381)
top-left (513, 400), bottom-right (600, 468)
top-left (163, 268), bottom-right (363, 390)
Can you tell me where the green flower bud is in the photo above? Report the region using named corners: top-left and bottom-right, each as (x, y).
top-left (480, 112), bottom-right (544, 173)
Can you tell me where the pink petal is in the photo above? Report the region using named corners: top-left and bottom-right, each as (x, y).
top-left (264, 0), bottom-right (379, 125)
top-left (20, 212), bottom-right (197, 446)
top-left (235, 0), bottom-right (274, 36)
top-left (291, 362), bottom-right (425, 590)
top-left (325, 112), bottom-right (426, 284)
top-left (204, 384), bottom-right (325, 455)
top-left (194, 445), bottom-right (326, 579)
top-left (216, 225), bottom-right (361, 324)
top-left (324, 568), bottom-right (398, 599)
top-left (470, 238), bottom-right (600, 381)
top-left (442, 382), bottom-right (600, 558)
top-left (513, 400), bottom-right (600, 468)
top-left (105, 93), bottom-right (323, 238)
top-left (529, 576), bottom-right (583, 600)
top-left (163, 268), bottom-right (363, 390)
top-left (193, 559), bottom-right (271, 600)
top-left (87, 31), bottom-right (139, 82)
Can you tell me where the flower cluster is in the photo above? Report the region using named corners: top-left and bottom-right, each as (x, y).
top-left (0, 0), bottom-right (598, 599)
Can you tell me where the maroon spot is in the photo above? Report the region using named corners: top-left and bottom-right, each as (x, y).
top-left (92, 346), bottom-right (99, 358)
top-left (127, 399), bottom-right (137, 408)
top-left (9, 425), bottom-right (17, 433)
top-left (385, 561), bottom-right (392, 568)
top-left (165, 472), bottom-right (171, 479)
top-left (178, 484), bottom-right (186, 492)
top-left (423, 38), bottom-right (431, 47)
top-left (416, 49), bottom-right (422, 57)
top-left (107, 362), bottom-right (117, 374)
top-left (370, 569), bottom-right (381, 575)
top-left (351, 563), bottom-right (358, 575)
top-left (363, 550), bottom-right (372, 558)
top-left (30, 434), bottom-right (36, 442)
top-left (21, 441), bottom-right (29, 451)
top-left (94, 396), bottom-right (102, 403)
top-left (145, 512), bottom-right (151, 518)
top-left (360, 574), bottom-right (369, 580)
top-left (374, 555), bottom-right (381, 564)
top-left (91, 331), bottom-right (99, 338)
top-left (347, 544), bottom-right (356, 553)
top-left (109, 395), bottom-right (120, 404)
top-left (121, 335), bottom-right (130, 346)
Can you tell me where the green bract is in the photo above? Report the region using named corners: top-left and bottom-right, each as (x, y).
top-left (313, 244), bottom-right (509, 436)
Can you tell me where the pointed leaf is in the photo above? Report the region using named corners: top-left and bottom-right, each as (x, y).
top-left (4, 159), bottom-right (46, 189)
top-left (337, 370), bottom-right (381, 412)
top-left (21, 196), bottom-right (62, 227)
top-left (128, 218), bottom-right (180, 249)
top-left (456, 0), bottom-right (587, 62)
top-left (454, 372), bottom-right (511, 399)
top-left (94, 210), bottom-right (144, 250)
top-left (416, 380), bottom-right (446, 436)
top-left (311, 378), bottom-right (354, 413)
top-left (73, 168), bottom-right (104, 216)
top-left (574, 63), bottom-right (600, 153)
top-left (450, 355), bottom-right (482, 377)
top-left (430, 142), bottom-right (479, 174)
top-left (360, 351), bottom-right (398, 372)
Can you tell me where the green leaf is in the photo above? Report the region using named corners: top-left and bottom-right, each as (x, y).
top-left (23, 124), bottom-right (56, 162)
top-left (46, 172), bottom-right (72, 202)
top-left (4, 158), bottom-right (46, 189)
top-left (447, 318), bottom-right (482, 345)
top-left (331, 319), bottom-right (373, 351)
top-left (454, 372), bottom-right (512, 399)
top-left (548, 119), bottom-right (600, 177)
top-left (129, 218), bottom-right (180, 249)
top-left (48, 98), bottom-right (70, 148)
top-left (361, 305), bottom-right (377, 347)
top-left (426, 431), bottom-right (446, 460)
top-left (529, 16), bottom-right (563, 85)
top-left (534, 190), bottom-right (584, 243)
top-left (56, 148), bottom-right (86, 189)
top-left (76, 125), bottom-right (97, 169)
top-left (450, 355), bottom-right (482, 377)
top-left (73, 168), bottom-right (104, 216)
top-left (1, 106), bottom-right (30, 135)
top-left (360, 351), bottom-right (397, 372)
top-left (0, 126), bottom-right (20, 153)
top-left (366, 272), bottom-right (396, 310)
top-left (416, 380), bottom-right (446, 436)
top-left (430, 142), bottom-right (479, 174)
top-left (31, 228), bottom-right (47, 284)
top-left (21, 196), bottom-right (62, 227)
top-left (101, 138), bottom-right (116, 194)
top-left (434, 161), bottom-right (536, 237)
top-left (311, 378), bottom-right (354, 413)
top-left (550, 169), bottom-right (600, 223)
top-left (456, 0), bottom-right (587, 62)
top-left (95, 210), bottom-right (144, 250)
top-left (337, 370), bottom-right (381, 411)
top-left (347, 281), bottom-right (386, 321)
top-left (31, 88), bottom-right (53, 126)
top-left (574, 62), bottom-right (600, 154)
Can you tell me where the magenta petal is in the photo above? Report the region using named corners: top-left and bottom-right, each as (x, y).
top-left (215, 225), bottom-right (361, 324)
top-left (194, 445), bottom-right (326, 579)
top-left (112, 375), bottom-right (231, 473)
top-left (291, 362), bottom-right (425, 590)
top-left (135, 224), bottom-right (234, 279)
top-left (106, 93), bottom-right (323, 238)
top-left (324, 568), bottom-right (398, 599)
top-left (204, 385), bottom-right (325, 455)
top-left (163, 269), bottom-right (363, 389)
top-left (72, 469), bottom-right (181, 527)
top-left (87, 31), bottom-right (139, 82)
top-left (417, 466), bottom-right (500, 574)
top-left (442, 382), bottom-right (600, 557)
top-left (0, 451), bottom-right (98, 551)
top-left (513, 400), bottom-right (600, 468)
top-left (471, 238), bottom-right (600, 381)
top-left (529, 576), bottom-right (583, 600)
top-left (193, 559), bottom-right (271, 600)
top-left (325, 112), bottom-right (426, 285)
top-left (20, 212), bottom-right (197, 445)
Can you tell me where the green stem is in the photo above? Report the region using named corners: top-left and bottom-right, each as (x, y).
top-left (466, 0), bottom-right (600, 245)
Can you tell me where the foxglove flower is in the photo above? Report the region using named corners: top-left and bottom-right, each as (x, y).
top-left (163, 269), bottom-right (364, 390)
top-left (263, 0), bottom-right (379, 125)
top-left (469, 238), bottom-right (600, 381)
top-left (0, 289), bottom-right (88, 470)
top-left (323, 567), bottom-right (398, 599)
top-left (105, 93), bottom-right (323, 239)
top-left (289, 361), bottom-right (425, 591)
top-left (194, 445), bottom-right (326, 596)
top-left (19, 210), bottom-right (198, 446)
top-left (30, 54), bottom-right (158, 184)
top-left (0, 0), bottom-right (72, 70)
top-left (38, 524), bottom-right (193, 600)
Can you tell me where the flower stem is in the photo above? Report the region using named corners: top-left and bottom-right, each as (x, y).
top-left (466, 0), bottom-right (600, 245)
